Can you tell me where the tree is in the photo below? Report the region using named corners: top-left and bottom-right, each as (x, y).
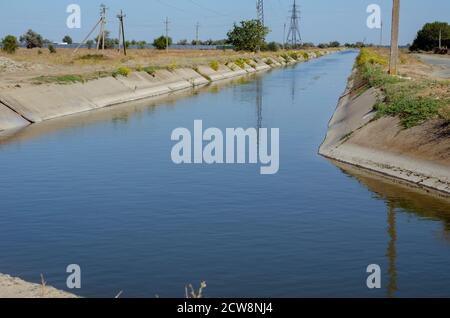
top-left (265, 41), bottom-right (280, 52)
top-left (95, 31), bottom-right (116, 49)
top-left (177, 39), bottom-right (188, 45)
top-left (86, 40), bottom-right (94, 49)
top-left (137, 41), bottom-right (147, 49)
top-left (410, 22), bottom-right (450, 52)
top-left (153, 35), bottom-right (172, 50)
top-left (227, 20), bottom-right (269, 52)
top-left (328, 41), bottom-right (340, 47)
top-left (62, 35), bottom-right (73, 45)
top-left (20, 29), bottom-right (44, 48)
top-left (2, 35), bottom-right (19, 54)
top-left (48, 44), bottom-right (56, 54)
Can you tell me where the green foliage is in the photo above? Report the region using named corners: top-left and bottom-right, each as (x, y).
top-left (234, 58), bottom-right (246, 69)
top-left (375, 96), bottom-right (442, 128)
top-left (210, 60), bottom-right (220, 71)
top-left (113, 67), bottom-right (131, 77)
top-left (357, 49), bottom-right (449, 128)
top-left (288, 52), bottom-right (299, 60)
top-left (86, 40), bottom-right (94, 49)
top-left (356, 48), bottom-right (388, 67)
top-left (48, 44), bottom-right (56, 54)
top-left (265, 41), bottom-right (280, 52)
top-left (265, 58), bottom-right (274, 65)
top-left (20, 29), bottom-right (44, 48)
top-left (143, 66), bottom-right (157, 76)
top-left (153, 36), bottom-right (172, 50)
top-left (32, 75), bottom-right (85, 85)
top-left (95, 31), bottom-right (116, 49)
top-left (227, 20), bottom-right (270, 52)
top-left (410, 21), bottom-right (450, 52)
top-left (62, 35), bottom-right (73, 45)
top-left (137, 41), bottom-right (147, 49)
top-left (76, 54), bottom-right (106, 61)
top-left (166, 62), bottom-right (177, 72)
top-left (2, 35), bottom-right (18, 54)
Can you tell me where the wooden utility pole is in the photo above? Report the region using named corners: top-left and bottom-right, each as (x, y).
top-left (439, 29), bottom-right (442, 49)
top-left (117, 10), bottom-right (127, 56)
top-left (389, 0), bottom-right (400, 75)
top-left (165, 17), bottom-right (170, 53)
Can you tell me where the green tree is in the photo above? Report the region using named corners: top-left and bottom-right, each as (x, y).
top-left (48, 44), bottom-right (56, 54)
top-left (95, 31), bottom-right (116, 49)
top-left (20, 29), bottom-right (44, 48)
top-left (2, 35), bottom-right (19, 54)
top-left (227, 20), bottom-right (269, 52)
top-left (410, 22), bottom-right (450, 51)
top-left (62, 35), bottom-right (73, 45)
top-left (137, 41), bottom-right (147, 49)
top-left (153, 35), bottom-right (172, 50)
top-left (86, 40), bottom-right (94, 49)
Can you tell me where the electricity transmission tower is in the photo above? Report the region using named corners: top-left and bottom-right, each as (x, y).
top-left (256, 0), bottom-right (264, 26)
top-left (117, 10), bottom-right (127, 56)
top-left (286, 0), bottom-right (302, 47)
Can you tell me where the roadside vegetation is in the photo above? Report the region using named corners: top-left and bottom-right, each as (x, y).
top-left (356, 48), bottom-right (450, 128)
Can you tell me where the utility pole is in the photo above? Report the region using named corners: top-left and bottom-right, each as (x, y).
top-left (195, 22), bottom-right (200, 46)
top-left (117, 10), bottom-right (127, 56)
top-left (439, 29), bottom-right (442, 49)
top-left (165, 17), bottom-right (170, 53)
top-left (389, 0), bottom-right (400, 75)
top-left (286, 0), bottom-right (302, 47)
top-left (283, 23), bottom-right (287, 50)
top-left (380, 20), bottom-right (383, 47)
top-left (256, 0), bottom-right (265, 26)
top-left (97, 4), bottom-right (108, 51)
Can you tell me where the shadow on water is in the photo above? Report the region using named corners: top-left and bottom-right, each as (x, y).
top-left (329, 160), bottom-right (450, 297)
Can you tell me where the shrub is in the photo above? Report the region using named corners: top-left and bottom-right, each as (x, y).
top-left (234, 58), bottom-right (246, 69)
top-left (266, 42), bottom-right (280, 52)
top-left (143, 66), bottom-right (157, 76)
top-left (2, 35), bottom-right (18, 54)
top-left (86, 40), bottom-right (94, 49)
top-left (265, 58), bottom-right (274, 65)
top-left (288, 52), bottom-right (299, 60)
top-left (357, 48), bottom-right (388, 67)
top-left (48, 44), bottom-right (56, 54)
top-left (113, 67), bottom-right (131, 77)
top-left (166, 62), bottom-right (177, 72)
top-left (210, 60), bottom-right (220, 71)
top-left (153, 36), bottom-right (172, 50)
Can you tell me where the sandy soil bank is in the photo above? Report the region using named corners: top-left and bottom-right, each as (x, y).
top-left (0, 274), bottom-right (78, 298)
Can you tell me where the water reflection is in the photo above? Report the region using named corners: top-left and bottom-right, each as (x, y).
top-left (387, 202), bottom-right (398, 298)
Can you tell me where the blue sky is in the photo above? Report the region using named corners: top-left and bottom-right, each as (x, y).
top-left (0, 0), bottom-right (448, 45)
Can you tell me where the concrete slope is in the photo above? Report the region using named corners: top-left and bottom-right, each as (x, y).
top-left (0, 102), bottom-right (31, 131)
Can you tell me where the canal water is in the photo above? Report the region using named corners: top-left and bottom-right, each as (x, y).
top-left (0, 51), bottom-right (449, 298)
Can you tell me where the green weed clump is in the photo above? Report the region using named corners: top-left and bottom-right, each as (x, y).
top-left (210, 60), bottom-right (220, 71)
top-left (357, 49), bottom-right (449, 128)
top-left (113, 66), bottom-right (131, 77)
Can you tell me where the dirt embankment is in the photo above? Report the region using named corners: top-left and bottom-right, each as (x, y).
top-left (0, 274), bottom-right (78, 298)
top-left (320, 50), bottom-right (450, 195)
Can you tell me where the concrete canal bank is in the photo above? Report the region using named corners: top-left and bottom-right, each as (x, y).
top-left (0, 51), bottom-right (334, 133)
top-left (320, 68), bottom-right (450, 196)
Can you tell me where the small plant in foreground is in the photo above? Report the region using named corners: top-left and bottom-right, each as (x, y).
top-left (113, 67), bottom-right (131, 78)
top-left (210, 60), bottom-right (220, 71)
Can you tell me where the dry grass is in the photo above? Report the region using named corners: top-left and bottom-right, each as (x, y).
top-left (185, 281), bottom-right (207, 299)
